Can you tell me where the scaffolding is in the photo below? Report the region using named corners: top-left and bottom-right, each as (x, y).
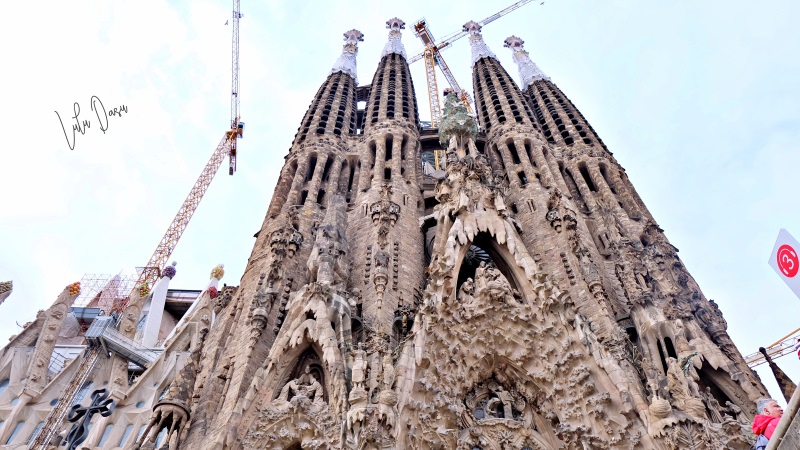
top-left (70, 274), bottom-right (138, 331)
top-left (85, 317), bottom-right (160, 369)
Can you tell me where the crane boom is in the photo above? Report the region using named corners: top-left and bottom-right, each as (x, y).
top-left (744, 326), bottom-right (800, 368)
top-left (410, 0), bottom-right (536, 126)
top-left (28, 2), bottom-right (245, 446)
top-left (435, 50), bottom-right (475, 115)
top-left (409, 0), bottom-right (536, 64)
top-left (112, 133), bottom-right (233, 314)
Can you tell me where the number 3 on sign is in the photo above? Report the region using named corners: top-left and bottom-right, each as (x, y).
top-left (778, 244), bottom-right (799, 278)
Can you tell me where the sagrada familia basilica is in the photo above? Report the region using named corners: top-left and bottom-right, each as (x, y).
top-left (0, 16), bottom-right (778, 450)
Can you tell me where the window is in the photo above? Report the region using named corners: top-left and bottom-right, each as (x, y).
top-left (136, 315), bottom-right (147, 331)
top-left (98, 423), bottom-right (114, 446)
top-left (0, 378), bottom-right (9, 394)
top-left (136, 425), bottom-right (147, 441)
top-left (73, 381), bottom-right (93, 406)
top-left (155, 428), bottom-right (168, 447)
top-left (6, 421), bottom-right (24, 444)
top-left (118, 424), bottom-right (134, 447)
top-left (27, 422), bottom-right (44, 445)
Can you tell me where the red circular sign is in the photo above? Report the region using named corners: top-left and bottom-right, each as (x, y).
top-left (777, 244), bottom-right (799, 278)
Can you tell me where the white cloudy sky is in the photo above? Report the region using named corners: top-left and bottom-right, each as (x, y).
top-left (0, 0), bottom-right (799, 403)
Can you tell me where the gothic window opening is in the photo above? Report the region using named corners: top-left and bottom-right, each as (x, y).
top-left (118, 424), bottom-right (134, 447)
top-left (518, 171), bottom-right (528, 186)
top-left (385, 136), bottom-right (394, 161)
top-left (664, 337), bottom-right (678, 359)
top-left (316, 189), bottom-right (326, 206)
top-left (456, 233), bottom-right (520, 295)
top-left (384, 168), bottom-right (391, 181)
top-left (26, 422), bottom-right (44, 445)
top-left (599, 163), bottom-right (617, 194)
top-left (299, 190), bottom-right (308, 205)
top-left (369, 141), bottom-right (377, 171)
top-left (657, 341), bottom-right (668, 374)
top-left (694, 360), bottom-right (735, 417)
top-left (578, 163), bottom-right (597, 192)
top-left (492, 144), bottom-right (506, 173)
top-left (560, 165), bottom-right (586, 212)
top-left (321, 156), bottom-right (333, 183)
top-left (305, 154), bottom-right (318, 182)
top-left (422, 215), bottom-right (437, 267)
top-left (524, 140), bottom-right (537, 167)
top-left (338, 160), bottom-right (350, 194)
top-left (73, 380), bottom-right (93, 406)
top-left (346, 162), bottom-right (355, 201)
top-left (507, 140), bottom-right (521, 164)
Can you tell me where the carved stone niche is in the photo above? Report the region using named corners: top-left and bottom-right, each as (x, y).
top-left (458, 378), bottom-right (558, 450)
top-left (275, 349), bottom-right (328, 406)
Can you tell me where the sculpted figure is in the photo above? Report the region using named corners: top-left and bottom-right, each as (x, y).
top-left (725, 401), bottom-right (750, 425)
top-left (485, 267), bottom-right (515, 304)
top-left (474, 262), bottom-right (488, 293)
top-left (278, 366), bottom-right (325, 405)
top-left (704, 387), bottom-right (724, 423)
top-left (458, 278), bottom-right (475, 304)
top-left (352, 344), bottom-right (367, 389)
top-left (666, 357), bottom-right (690, 408)
top-left (307, 373), bottom-right (324, 404)
top-left (382, 353), bottom-right (395, 390)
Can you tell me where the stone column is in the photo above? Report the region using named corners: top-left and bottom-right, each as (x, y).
top-left (567, 162), bottom-right (598, 212)
top-left (373, 136), bottom-right (387, 186)
top-left (284, 158), bottom-right (309, 212)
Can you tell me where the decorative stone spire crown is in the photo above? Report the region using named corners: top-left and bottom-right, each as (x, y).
top-left (438, 92), bottom-right (477, 150)
top-left (381, 18), bottom-right (407, 59)
top-left (463, 20), bottom-right (497, 67)
top-left (330, 29), bottom-right (364, 82)
top-left (504, 35), bottom-right (550, 89)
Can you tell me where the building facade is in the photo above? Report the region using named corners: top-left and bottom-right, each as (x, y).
top-left (0, 17), bottom-right (770, 450)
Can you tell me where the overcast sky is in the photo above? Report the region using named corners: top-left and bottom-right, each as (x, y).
top-left (0, 0), bottom-right (798, 403)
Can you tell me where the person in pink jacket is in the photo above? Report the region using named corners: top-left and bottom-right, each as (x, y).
top-left (752, 398), bottom-right (784, 449)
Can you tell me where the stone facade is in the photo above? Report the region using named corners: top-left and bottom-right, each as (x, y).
top-left (0, 17), bottom-right (770, 450)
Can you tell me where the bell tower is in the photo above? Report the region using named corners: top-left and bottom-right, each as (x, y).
top-left (129, 17), bottom-right (768, 450)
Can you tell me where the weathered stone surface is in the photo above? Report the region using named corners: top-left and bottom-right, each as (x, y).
top-left (0, 20), bottom-right (769, 450)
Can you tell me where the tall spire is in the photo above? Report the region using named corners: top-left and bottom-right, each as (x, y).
top-left (463, 20), bottom-right (497, 67)
top-left (504, 35), bottom-right (550, 89)
top-left (330, 29), bottom-right (364, 82)
top-left (759, 346), bottom-right (797, 403)
top-left (381, 18), bottom-right (407, 59)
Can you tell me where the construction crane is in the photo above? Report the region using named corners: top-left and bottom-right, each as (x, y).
top-left (28, 2), bottom-right (244, 448)
top-left (410, 0), bottom-right (537, 127)
top-left (745, 326), bottom-right (800, 368)
top-left (109, 0), bottom-right (243, 316)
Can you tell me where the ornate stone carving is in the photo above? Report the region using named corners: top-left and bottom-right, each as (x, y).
top-left (277, 367), bottom-right (326, 406)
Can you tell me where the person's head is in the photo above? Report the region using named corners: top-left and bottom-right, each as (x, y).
top-left (756, 398), bottom-right (784, 418)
